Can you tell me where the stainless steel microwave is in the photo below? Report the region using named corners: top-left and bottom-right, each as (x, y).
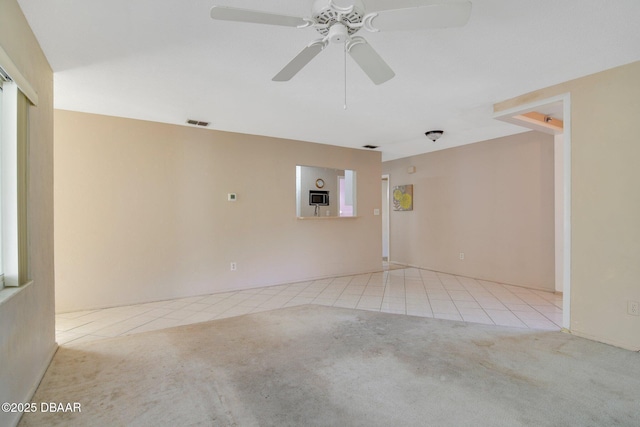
top-left (309, 190), bottom-right (329, 206)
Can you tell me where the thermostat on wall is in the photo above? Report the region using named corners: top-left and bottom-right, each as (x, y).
top-left (228, 193), bottom-right (237, 201)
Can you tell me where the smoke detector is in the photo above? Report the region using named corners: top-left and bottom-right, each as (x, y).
top-left (425, 130), bottom-right (444, 142)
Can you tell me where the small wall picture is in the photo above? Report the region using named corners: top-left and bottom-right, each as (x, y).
top-left (392, 185), bottom-right (413, 211)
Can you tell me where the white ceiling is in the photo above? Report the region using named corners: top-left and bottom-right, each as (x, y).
top-left (17, 0), bottom-right (640, 161)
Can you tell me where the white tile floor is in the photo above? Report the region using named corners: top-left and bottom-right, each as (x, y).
top-left (56, 267), bottom-right (563, 347)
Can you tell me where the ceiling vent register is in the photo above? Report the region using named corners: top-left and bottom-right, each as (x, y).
top-left (186, 120), bottom-right (210, 127)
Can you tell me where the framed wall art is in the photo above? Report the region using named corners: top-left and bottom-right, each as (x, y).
top-left (392, 185), bottom-right (413, 211)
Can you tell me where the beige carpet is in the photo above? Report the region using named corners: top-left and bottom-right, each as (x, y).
top-left (20, 305), bottom-right (640, 426)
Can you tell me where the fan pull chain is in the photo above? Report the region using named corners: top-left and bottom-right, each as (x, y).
top-left (344, 42), bottom-right (348, 110)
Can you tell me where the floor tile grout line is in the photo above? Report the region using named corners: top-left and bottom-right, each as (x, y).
top-left (530, 304), bottom-right (563, 328)
top-left (95, 315), bottom-right (164, 338)
top-left (453, 275), bottom-right (490, 324)
top-left (335, 273), bottom-right (370, 304)
top-left (419, 275), bottom-right (436, 315)
top-left (174, 297), bottom-right (244, 319)
top-left (464, 275), bottom-right (529, 328)
top-left (467, 290), bottom-right (497, 326)
top-left (352, 273), bottom-right (381, 310)
top-left (370, 270), bottom-right (389, 311)
top-left (477, 280), bottom-right (531, 326)
top-left (58, 305), bottom-right (161, 334)
top-left (463, 275), bottom-right (508, 326)
top-left (92, 311), bottom-right (171, 334)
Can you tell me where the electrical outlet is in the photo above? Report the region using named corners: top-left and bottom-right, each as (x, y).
top-left (459, 252), bottom-right (465, 260)
top-left (628, 301), bottom-right (639, 316)
top-left (230, 262), bottom-right (237, 271)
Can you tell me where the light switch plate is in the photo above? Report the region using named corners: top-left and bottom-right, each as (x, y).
top-left (374, 209), bottom-right (380, 216)
top-left (228, 193), bottom-right (237, 201)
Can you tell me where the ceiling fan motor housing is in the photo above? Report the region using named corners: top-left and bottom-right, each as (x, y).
top-left (328, 23), bottom-right (349, 43)
top-left (312, 0), bottom-right (366, 37)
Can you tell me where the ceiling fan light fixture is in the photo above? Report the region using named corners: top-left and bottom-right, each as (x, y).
top-left (425, 130), bottom-right (444, 142)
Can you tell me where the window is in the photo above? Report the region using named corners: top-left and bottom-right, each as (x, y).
top-left (0, 67), bottom-right (29, 289)
top-left (0, 74), bottom-right (3, 288)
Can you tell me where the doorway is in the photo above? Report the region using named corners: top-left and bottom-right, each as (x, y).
top-left (493, 94), bottom-right (571, 330)
top-left (381, 175), bottom-right (390, 262)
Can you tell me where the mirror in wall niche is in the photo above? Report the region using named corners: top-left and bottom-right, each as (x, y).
top-left (296, 165), bottom-right (357, 218)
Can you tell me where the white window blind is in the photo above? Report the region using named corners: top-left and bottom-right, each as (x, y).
top-left (0, 68), bottom-right (30, 288)
top-left (0, 75), bottom-right (4, 288)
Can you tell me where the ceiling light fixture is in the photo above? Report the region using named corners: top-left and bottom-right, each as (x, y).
top-left (425, 130), bottom-right (444, 142)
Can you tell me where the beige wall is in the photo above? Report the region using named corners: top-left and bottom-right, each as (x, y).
top-left (495, 61), bottom-right (640, 351)
top-left (0, 1), bottom-right (56, 426)
top-left (383, 131), bottom-right (555, 291)
top-left (54, 110), bottom-right (382, 312)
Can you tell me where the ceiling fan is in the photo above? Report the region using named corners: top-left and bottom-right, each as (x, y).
top-left (210, 0), bottom-right (472, 85)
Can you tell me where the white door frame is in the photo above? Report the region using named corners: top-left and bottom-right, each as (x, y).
top-left (493, 93), bottom-right (572, 331)
top-left (381, 174), bottom-right (390, 263)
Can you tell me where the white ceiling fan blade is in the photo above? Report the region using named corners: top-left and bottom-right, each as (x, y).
top-left (347, 37), bottom-right (395, 85)
top-left (272, 41), bottom-right (327, 82)
top-left (210, 6), bottom-right (307, 27)
top-left (364, 0), bottom-right (444, 12)
top-left (368, 1), bottom-right (472, 31)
